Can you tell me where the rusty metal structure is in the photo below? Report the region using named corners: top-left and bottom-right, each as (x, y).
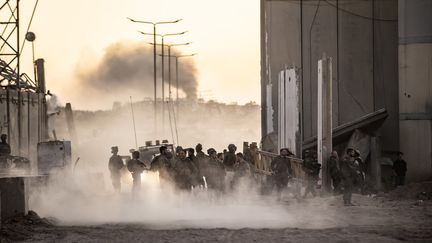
top-left (0, 0), bottom-right (47, 168)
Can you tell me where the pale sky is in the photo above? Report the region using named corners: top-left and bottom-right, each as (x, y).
top-left (19, 0), bottom-right (260, 110)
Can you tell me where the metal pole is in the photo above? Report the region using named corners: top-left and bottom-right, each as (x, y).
top-left (168, 46), bottom-right (171, 101)
top-left (175, 57), bottom-right (179, 116)
top-left (17, 0), bottom-right (21, 155)
top-left (130, 96), bottom-right (138, 149)
top-left (176, 57), bottom-right (179, 101)
top-left (153, 24), bottom-right (157, 137)
top-left (161, 36), bottom-right (165, 134)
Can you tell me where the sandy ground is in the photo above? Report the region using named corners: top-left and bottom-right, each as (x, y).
top-left (1, 191), bottom-right (432, 243)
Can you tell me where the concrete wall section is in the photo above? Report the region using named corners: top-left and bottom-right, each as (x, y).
top-left (265, 1), bottom-right (301, 134)
top-left (301, 0), bottom-right (338, 139)
top-left (0, 89), bottom-right (46, 169)
top-left (0, 177), bottom-right (28, 221)
top-left (398, 43), bottom-right (432, 181)
top-left (373, 0), bottom-right (399, 152)
top-left (399, 0), bottom-right (432, 181)
top-left (338, 0), bottom-right (374, 124)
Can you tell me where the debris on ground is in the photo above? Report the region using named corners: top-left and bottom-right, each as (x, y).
top-left (384, 181), bottom-right (432, 200)
top-left (0, 210), bottom-right (56, 242)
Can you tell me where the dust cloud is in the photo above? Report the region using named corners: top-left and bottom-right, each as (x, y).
top-left (29, 97), bottom-right (348, 229)
top-left (29, 169), bottom-right (340, 229)
top-left (28, 99), bottom-right (342, 229)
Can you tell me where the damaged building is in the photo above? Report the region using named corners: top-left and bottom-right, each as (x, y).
top-left (260, 0), bottom-right (432, 182)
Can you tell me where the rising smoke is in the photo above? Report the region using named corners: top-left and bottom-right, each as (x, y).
top-left (75, 41), bottom-right (198, 100)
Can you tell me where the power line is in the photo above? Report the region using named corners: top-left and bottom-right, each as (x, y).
top-left (270, 0), bottom-right (397, 22)
top-left (324, 0), bottom-right (397, 22)
top-left (20, 0), bottom-right (40, 56)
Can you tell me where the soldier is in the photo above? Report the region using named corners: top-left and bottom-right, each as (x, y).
top-left (206, 148), bottom-right (226, 192)
top-left (270, 148), bottom-right (293, 199)
top-left (249, 142), bottom-right (262, 169)
top-left (195, 143), bottom-right (207, 159)
top-left (187, 148), bottom-right (198, 168)
top-left (150, 146), bottom-right (173, 184)
top-left (232, 152), bottom-right (251, 188)
top-left (108, 146), bottom-right (124, 192)
top-left (217, 152), bottom-right (224, 162)
top-left (354, 149), bottom-right (366, 194)
top-left (0, 134), bottom-right (11, 156)
top-left (328, 151), bottom-right (342, 194)
top-left (340, 148), bottom-right (357, 206)
top-left (393, 152), bottom-right (407, 186)
top-left (302, 151), bottom-right (321, 198)
top-left (173, 148), bottom-right (198, 190)
top-left (127, 151), bottom-right (147, 193)
top-left (223, 144), bottom-right (237, 171)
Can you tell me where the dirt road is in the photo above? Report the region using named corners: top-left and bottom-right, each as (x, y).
top-left (2, 192), bottom-right (432, 243)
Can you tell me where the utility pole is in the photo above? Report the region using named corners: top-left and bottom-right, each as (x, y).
top-left (128, 18), bottom-right (182, 138)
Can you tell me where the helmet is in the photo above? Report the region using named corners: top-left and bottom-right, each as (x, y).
top-left (207, 148), bottom-right (216, 154)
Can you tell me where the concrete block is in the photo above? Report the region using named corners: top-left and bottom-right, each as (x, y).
top-left (0, 177), bottom-right (29, 222)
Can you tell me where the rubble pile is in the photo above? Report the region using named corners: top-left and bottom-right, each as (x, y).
top-left (0, 210), bottom-right (56, 242)
top-left (385, 181), bottom-right (432, 200)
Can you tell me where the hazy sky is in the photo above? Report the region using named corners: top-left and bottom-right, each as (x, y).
top-left (19, 0), bottom-right (260, 110)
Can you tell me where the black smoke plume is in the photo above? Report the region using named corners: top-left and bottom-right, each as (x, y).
top-left (75, 41), bottom-right (198, 99)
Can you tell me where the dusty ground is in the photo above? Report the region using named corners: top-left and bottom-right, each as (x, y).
top-left (1, 196), bottom-right (432, 242)
top-left (1, 183), bottom-right (432, 242)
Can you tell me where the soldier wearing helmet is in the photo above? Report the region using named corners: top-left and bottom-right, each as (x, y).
top-left (223, 144), bottom-right (237, 170)
top-left (0, 134), bottom-right (11, 156)
top-left (108, 146), bottom-right (124, 192)
top-left (127, 150), bottom-right (147, 193)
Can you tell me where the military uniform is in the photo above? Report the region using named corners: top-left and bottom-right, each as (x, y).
top-left (173, 157), bottom-right (198, 190)
top-left (231, 158), bottom-right (251, 188)
top-left (271, 155), bottom-right (293, 193)
top-left (302, 157), bottom-right (321, 198)
top-left (206, 156), bottom-right (226, 191)
top-left (223, 152), bottom-right (236, 170)
top-left (340, 156), bottom-right (358, 205)
top-left (393, 158), bottom-right (407, 186)
top-left (0, 141), bottom-right (11, 156)
top-left (127, 157), bottom-right (147, 193)
top-left (108, 154), bottom-right (124, 192)
top-left (150, 154), bottom-right (173, 183)
top-left (328, 155), bottom-right (342, 193)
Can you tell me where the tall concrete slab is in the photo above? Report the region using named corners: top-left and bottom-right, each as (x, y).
top-left (301, 0), bottom-right (338, 140)
top-left (264, 1), bottom-right (301, 135)
top-left (8, 89), bottom-right (19, 154)
top-left (0, 90), bottom-right (7, 135)
top-left (0, 177), bottom-right (28, 221)
top-left (278, 68), bottom-right (301, 156)
top-left (399, 0), bottom-right (432, 181)
top-left (373, 0), bottom-right (399, 152)
top-left (338, 0), bottom-right (374, 124)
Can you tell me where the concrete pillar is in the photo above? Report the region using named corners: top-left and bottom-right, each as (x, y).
top-left (318, 54), bottom-right (333, 192)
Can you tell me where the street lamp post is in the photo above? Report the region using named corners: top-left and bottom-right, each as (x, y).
top-left (140, 32), bottom-right (187, 135)
top-left (156, 42), bottom-right (191, 100)
top-left (128, 17), bottom-right (182, 138)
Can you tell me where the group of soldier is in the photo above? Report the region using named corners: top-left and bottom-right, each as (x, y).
top-left (108, 142), bottom-right (407, 206)
top-left (108, 143), bottom-right (298, 197)
top-left (326, 148), bottom-right (368, 206)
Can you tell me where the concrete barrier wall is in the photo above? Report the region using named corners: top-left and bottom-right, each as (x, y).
top-left (0, 89), bottom-right (46, 170)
